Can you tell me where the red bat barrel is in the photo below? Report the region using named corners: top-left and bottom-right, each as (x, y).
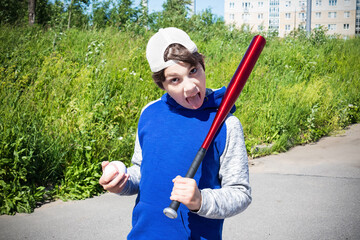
top-left (202, 35), bottom-right (266, 150)
top-left (163, 35), bottom-right (266, 219)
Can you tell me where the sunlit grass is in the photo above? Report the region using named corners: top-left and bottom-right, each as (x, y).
top-left (1, 25), bottom-right (359, 214)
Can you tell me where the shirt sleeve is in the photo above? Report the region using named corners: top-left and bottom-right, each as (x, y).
top-left (195, 114), bottom-right (252, 219)
top-left (118, 130), bottom-right (142, 195)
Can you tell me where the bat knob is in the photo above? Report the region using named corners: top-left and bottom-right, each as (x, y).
top-left (163, 207), bottom-right (178, 219)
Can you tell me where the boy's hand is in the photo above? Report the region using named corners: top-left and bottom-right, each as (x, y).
top-left (170, 176), bottom-right (202, 212)
top-left (99, 161), bottom-right (130, 194)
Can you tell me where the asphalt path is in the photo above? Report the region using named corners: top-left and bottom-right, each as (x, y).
top-left (1, 124), bottom-right (359, 240)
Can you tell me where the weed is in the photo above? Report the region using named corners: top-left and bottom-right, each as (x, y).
top-left (1, 25), bottom-right (359, 214)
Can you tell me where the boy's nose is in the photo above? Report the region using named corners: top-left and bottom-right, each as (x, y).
top-left (183, 78), bottom-right (197, 96)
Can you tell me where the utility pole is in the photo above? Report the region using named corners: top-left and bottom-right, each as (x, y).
top-left (306, 0), bottom-right (312, 35)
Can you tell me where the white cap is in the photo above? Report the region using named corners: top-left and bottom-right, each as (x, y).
top-left (146, 27), bottom-right (198, 72)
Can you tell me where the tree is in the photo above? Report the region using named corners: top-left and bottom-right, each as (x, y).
top-left (134, 1), bottom-right (149, 32)
top-left (92, 0), bottom-right (111, 28)
top-left (156, 0), bottom-right (192, 31)
top-left (0, 0), bottom-right (60, 26)
top-left (36, 0), bottom-right (54, 26)
top-left (109, 0), bottom-right (137, 29)
top-left (28, 0), bottom-right (36, 25)
top-left (66, 0), bottom-right (89, 29)
top-left (0, 0), bottom-right (27, 25)
top-left (187, 9), bottom-right (227, 42)
top-left (118, 0), bottom-right (134, 25)
top-left (46, 0), bottom-right (67, 28)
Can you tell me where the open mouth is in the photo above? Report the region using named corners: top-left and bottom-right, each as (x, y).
top-left (186, 92), bottom-right (202, 109)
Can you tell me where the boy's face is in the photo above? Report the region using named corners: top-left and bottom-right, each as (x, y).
top-left (163, 61), bottom-right (206, 110)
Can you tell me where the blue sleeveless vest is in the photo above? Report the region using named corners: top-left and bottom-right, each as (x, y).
top-left (128, 87), bottom-right (235, 240)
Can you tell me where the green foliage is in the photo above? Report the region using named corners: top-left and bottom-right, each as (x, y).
top-left (65, 0), bottom-right (90, 28)
top-left (234, 30), bottom-right (360, 154)
top-left (0, 26), bottom-right (161, 214)
top-left (1, 24), bottom-right (359, 215)
top-left (92, 0), bottom-right (112, 28)
top-left (0, 0), bottom-right (59, 26)
top-left (0, 0), bottom-right (28, 25)
top-left (155, 0), bottom-right (192, 30)
top-left (0, 0), bottom-right (217, 33)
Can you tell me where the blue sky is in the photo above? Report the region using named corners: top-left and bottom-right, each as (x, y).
top-left (135, 0), bottom-right (224, 18)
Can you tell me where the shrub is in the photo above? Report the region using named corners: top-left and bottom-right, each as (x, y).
top-left (1, 25), bottom-right (359, 214)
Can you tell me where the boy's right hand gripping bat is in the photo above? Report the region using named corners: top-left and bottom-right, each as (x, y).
top-left (163, 35), bottom-right (266, 219)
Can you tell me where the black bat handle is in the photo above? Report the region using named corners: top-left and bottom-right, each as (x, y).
top-left (163, 148), bottom-right (207, 219)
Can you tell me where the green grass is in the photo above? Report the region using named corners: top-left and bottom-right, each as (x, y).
top-left (1, 25), bottom-right (359, 214)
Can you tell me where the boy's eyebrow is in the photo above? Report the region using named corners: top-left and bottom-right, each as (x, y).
top-left (165, 72), bottom-right (179, 77)
top-left (164, 72), bottom-right (180, 79)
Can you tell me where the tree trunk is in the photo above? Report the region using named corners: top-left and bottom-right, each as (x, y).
top-left (67, 10), bottom-right (71, 29)
top-left (67, 0), bottom-right (74, 29)
top-left (28, 0), bottom-right (36, 26)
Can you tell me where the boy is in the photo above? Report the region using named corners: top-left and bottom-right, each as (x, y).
top-left (99, 27), bottom-right (251, 239)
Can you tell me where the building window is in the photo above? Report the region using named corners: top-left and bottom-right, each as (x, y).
top-left (299, 0), bottom-right (306, 7)
top-left (242, 2), bottom-right (251, 8)
top-left (258, 13), bottom-right (264, 19)
top-left (229, 14), bottom-right (235, 20)
top-left (270, 7), bottom-right (279, 17)
top-left (258, 2), bottom-right (264, 7)
top-left (285, 1), bottom-right (291, 7)
top-left (344, 0), bottom-right (350, 5)
top-left (315, 24), bottom-right (321, 29)
top-left (328, 24), bottom-right (336, 30)
top-left (242, 13), bottom-right (250, 21)
top-left (269, 18), bottom-right (279, 29)
top-left (230, 2), bottom-right (235, 8)
top-left (344, 24), bottom-right (350, 30)
top-left (316, 0), bottom-right (322, 6)
top-left (285, 24), bottom-right (291, 30)
top-left (299, 12), bottom-right (306, 20)
top-left (329, 0), bottom-right (337, 6)
top-left (270, 0), bottom-right (280, 6)
top-left (316, 12), bottom-right (321, 18)
top-left (328, 12), bottom-right (337, 18)
top-left (285, 13), bottom-right (291, 19)
top-left (344, 11), bottom-right (350, 18)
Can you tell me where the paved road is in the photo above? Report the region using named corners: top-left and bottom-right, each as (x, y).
top-left (1, 124), bottom-right (360, 240)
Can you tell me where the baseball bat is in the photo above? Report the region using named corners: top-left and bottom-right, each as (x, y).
top-left (163, 35), bottom-right (266, 219)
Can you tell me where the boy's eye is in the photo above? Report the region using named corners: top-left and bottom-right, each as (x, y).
top-left (190, 67), bottom-right (197, 74)
top-left (171, 78), bottom-right (179, 83)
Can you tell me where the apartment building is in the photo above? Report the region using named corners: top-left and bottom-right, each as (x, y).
top-left (224, 0), bottom-right (359, 37)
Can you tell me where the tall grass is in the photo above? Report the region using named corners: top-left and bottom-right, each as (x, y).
top-left (1, 26), bottom-right (359, 214)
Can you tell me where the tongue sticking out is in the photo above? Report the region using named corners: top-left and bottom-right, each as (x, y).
top-left (186, 93), bottom-right (203, 109)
